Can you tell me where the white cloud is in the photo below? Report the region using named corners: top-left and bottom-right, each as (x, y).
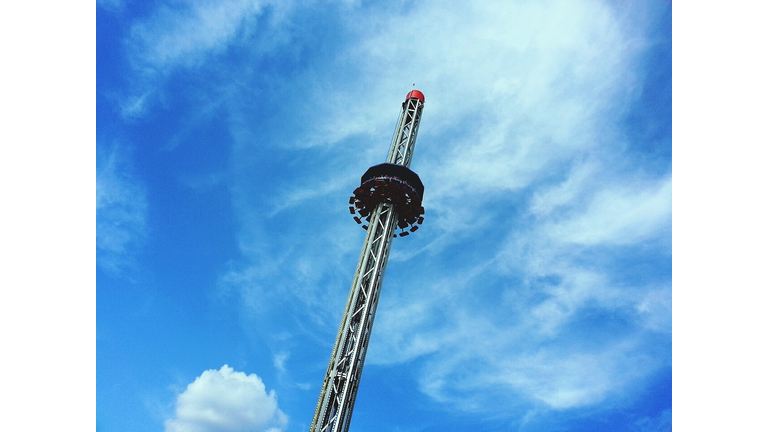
top-left (128, 0), bottom-right (266, 71)
top-left (298, 0), bottom-right (635, 153)
top-left (544, 177), bottom-right (672, 246)
top-left (117, 91), bottom-right (151, 119)
top-left (363, 170), bottom-right (671, 410)
top-left (97, 0), bottom-right (125, 13)
top-left (272, 352), bottom-right (288, 374)
top-left (416, 340), bottom-right (644, 410)
top-left (530, 161), bottom-right (596, 216)
top-left (368, 267), bottom-right (669, 411)
top-left (165, 365), bottom-right (288, 432)
top-left (96, 145), bottom-right (147, 273)
top-left (632, 408), bottom-right (672, 432)
top-left (273, 0), bottom-right (653, 255)
top-left (120, 0), bottom-right (293, 118)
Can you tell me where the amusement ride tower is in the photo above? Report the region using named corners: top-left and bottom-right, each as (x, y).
top-left (309, 90), bottom-right (427, 432)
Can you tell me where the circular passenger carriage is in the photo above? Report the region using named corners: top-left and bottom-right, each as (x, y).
top-left (349, 162), bottom-right (425, 237)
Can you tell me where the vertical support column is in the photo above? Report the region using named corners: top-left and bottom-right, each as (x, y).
top-left (310, 202), bottom-right (398, 432)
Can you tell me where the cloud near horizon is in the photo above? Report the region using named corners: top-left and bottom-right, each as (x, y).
top-left (165, 365), bottom-right (288, 432)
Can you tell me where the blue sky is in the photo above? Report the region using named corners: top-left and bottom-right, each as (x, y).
top-left (96, 1), bottom-right (672, 431)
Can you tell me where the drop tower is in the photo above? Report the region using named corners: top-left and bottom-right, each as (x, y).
top-left (310, 90), bottom-right (427, 432)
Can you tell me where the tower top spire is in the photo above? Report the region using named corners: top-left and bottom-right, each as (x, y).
top-left (406, 89), bottom-right (425, 103)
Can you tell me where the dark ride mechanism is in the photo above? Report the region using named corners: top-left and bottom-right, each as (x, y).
top-left (310, 90), bottom-right (426, 432)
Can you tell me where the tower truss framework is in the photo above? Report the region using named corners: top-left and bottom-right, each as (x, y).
top-left (309, 90), bottom-right (426, 432)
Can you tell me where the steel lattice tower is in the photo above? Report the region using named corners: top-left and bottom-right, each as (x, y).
top-left (309, 90), bottom-right (427, 432)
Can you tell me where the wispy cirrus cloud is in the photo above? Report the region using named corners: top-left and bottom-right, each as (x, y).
top-left (128, 0), bottom-right (266, 71)
top-left (632, 408), bottom-right (672, 432)
top-left (96, 145), bottom-right (147, 274)
top-left (97, 0), bottom-right (125, 13)
top-left (542, 177), bottom-right (671, 246)
top-left (365, 168), bottom-right (671, 410)
top-left (119, 0), bottom-right (292, 118)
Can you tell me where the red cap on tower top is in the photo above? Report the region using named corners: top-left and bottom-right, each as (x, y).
top-left (406, 90), bottom-right (425, 103)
